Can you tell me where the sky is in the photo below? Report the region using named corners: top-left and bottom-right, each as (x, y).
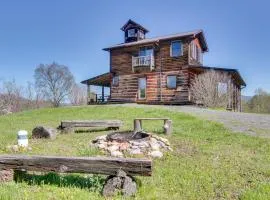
top-left (0, 0), bottom-right (269, 96)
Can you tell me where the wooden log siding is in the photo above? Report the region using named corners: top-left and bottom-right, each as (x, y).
top-left (110, 71), bottom-right (190, 103)
top-left (109, 38), bottom-right (192, 104)
top-left (0, 155), bottom-right (152, 176)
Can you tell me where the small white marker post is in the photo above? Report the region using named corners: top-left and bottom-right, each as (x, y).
top-left (18, 130), bottom-right (28, 147)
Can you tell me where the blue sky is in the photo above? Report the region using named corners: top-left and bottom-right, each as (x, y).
top-left (0, 0), bottom-right (269, 96)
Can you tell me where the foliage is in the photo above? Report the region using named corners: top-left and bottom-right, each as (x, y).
top-left (68, 83), bottom-right (87, 105)
top-left (243, 88), bottom-right (270, 113)
top-left (0, 105), bottom-right (269, 199)
top-left (0, 80), bottom-right (51, 115)
top-left (34, 62), bottom-right (75, 107)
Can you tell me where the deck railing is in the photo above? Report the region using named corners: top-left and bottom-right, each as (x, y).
top-left (132, 55), bottom-right (155, 71)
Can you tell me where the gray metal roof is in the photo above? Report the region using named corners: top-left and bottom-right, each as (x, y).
top-left (189, 65), bottom-right (246, 86)
top-left (103, 29), bottom-right (208, 52)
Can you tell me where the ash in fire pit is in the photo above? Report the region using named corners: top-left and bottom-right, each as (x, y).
top-left (92, 131), bottom-right (172, 158)
top-left (106, 131), bottom-right (150, 142)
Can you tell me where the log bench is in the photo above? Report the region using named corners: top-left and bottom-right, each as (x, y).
top-left (0, 155), bottom-right (152, 197)
top-left (134, 118), bottom-right (173, 135)
top-left (59, 120), bottom-right (123, 133)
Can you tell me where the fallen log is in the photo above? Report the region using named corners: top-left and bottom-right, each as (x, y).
top-left (0, 155), bottom-right (152, 176)
top-left (60, 120), bottom-right (123, 129)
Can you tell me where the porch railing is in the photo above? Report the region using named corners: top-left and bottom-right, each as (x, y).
top-left (132, 55), bottom-right (155, 71)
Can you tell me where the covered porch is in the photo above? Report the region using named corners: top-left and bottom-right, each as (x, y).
top-left (81, 72), bottom-right (111, 104)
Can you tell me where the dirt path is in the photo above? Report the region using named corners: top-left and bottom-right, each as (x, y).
top-left (120, 104), bottom-right (270, 138)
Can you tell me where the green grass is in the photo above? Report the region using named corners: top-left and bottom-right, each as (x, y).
top-left (0, 105), bottom-right (269, 200)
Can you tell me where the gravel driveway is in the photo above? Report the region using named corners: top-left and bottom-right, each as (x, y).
top-left (121, 104), bottom-right (270, 138)
top-left (164, 106), bottom-right (270, 138)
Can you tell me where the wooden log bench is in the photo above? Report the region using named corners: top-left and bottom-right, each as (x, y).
top-left (134, 118), bottom-right (173, 135)
top-left (59, 120), bottom-right (123, 133)
top-left (0, 155), bottom-right (152, 197)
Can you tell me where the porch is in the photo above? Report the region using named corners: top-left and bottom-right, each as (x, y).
top-left (81, 72), bottom-right (111, 104)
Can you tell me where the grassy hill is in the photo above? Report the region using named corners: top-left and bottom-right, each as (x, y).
top-left (0, 105), bottom-right (269, 200)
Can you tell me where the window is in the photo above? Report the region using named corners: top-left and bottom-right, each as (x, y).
top-left (191, 41), bottom-right (197, 59)
top-left (218, 82), bottom-right (228, 97)
top-left (138, 30), bottom-right (145, 39)
top-left (170, 41), bottom-right (182, 57)
top-left (112, 75), bottom-right (119, 86)
top-left (190, 41), bottom-right (202, 63)
top-left (139, 46), bottom-right (153, 56)
top-left (167, 75), bottom-right (177, 89)
top-left (197, 46), bottom-right (202, 63)
top-left (128, 29), bottom-right (136, 37)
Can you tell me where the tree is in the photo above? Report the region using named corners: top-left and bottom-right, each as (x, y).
top-left (190, 70), bottom-right (231, 108)
top-left (24, 81), bottom-right (47, 109)
top-left (69, 83), bottom-right (87, 105)
top-left (34, 62), bottom-right (75, 107)
top-left (246, 88), bottom-right (270, 113)
top-left (0, 79), bottom-right (23, 113)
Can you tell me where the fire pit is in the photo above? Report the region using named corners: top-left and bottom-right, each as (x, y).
top-left (106, 131), bottom-right (150, 142)
top-left (92, 131), bottom-right (172, 158)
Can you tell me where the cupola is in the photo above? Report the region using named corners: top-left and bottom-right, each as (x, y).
top-left (121, 19), bottom-right (149, 43)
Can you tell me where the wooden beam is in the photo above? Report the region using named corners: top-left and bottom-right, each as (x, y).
top-left (60, 120), bottom-right (123, 129)
top-left (102, 86), bottom-right (105, 102)
top-left (0, 155), bottom-right (152, 176)
top-left (134, 118), bottom-right (169, 120)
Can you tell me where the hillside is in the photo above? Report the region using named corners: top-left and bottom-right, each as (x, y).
top-left (0, 105), bottom-right (269, 199)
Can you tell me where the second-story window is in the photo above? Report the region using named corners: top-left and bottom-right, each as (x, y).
top-left (190, 41), bottom-right (202, 63)
top-left (139, 46), bottom-right (153, 57)
top-left (112, 75), bottom-right (119, 86)
top-left (170, 41), bottom-right (183, 57)
top-left (128, 29), bottom-right (136, 37)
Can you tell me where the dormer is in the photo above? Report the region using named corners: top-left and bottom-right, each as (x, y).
top-left (121, 19), bottom-right (149, 43)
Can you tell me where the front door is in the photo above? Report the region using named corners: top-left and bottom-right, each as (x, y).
top-left (138, 78), bottom-right (146, 99)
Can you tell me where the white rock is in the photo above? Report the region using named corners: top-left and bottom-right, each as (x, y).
top-left (129, 141), bottom-right (141, 146)
top-left (11, 145), bottom-right (19, 152)
top-left (150, 142), bottom-right (160, 151)
top-left (157, 141), bottom-right (166, 148)
top-left (138, 141), bottom-right (149, 147)
top-left (149, 150), bottom-right (163, 158)
top-left (111, 151), bottom-right (123, 157)
top-left (96, 135), bottom-right (107, 141)
top-left (97, 143), bottom-right (107, 149)
top-left (129, 149), bottom-right (142, 155)
top-left (108, 145), bottom-right (119, 152)
top-left (150, 137), bottom-right (158, 143)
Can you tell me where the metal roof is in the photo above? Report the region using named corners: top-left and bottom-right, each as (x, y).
top-left (103, 30), bottom-right (208, 52)
top-left (81, 72), bottom-right (111, 87)
top-left (121, 19), bottom-right (149, 33)
top-left (189, 65), bottom-right (246, 86)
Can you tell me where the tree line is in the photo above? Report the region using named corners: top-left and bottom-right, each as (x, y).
top-left (242, 89), bottom-right (270, 114)
top-left (0, 62), bottom-right (87, 115)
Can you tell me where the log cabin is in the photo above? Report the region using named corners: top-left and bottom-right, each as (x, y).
top-left (81, 19), bottom-right (246, 111)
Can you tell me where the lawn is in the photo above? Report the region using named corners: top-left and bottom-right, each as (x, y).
top-left (0, 105), bottom-right (269, 200)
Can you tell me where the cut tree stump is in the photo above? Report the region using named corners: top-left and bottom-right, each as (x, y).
top-left (134, 118), bottom-right (172, 135)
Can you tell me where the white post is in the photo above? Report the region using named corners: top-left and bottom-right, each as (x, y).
top-left (18, 130), bottom-right (28, 147)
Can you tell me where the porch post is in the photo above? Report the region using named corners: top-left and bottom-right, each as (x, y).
top-left (102, 86), bottom-right (105, 102)
top-left (87, 84), bottom-right (91, 104)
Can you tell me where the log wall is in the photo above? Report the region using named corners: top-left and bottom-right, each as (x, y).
top-left (110, 37), bottom-right (192, 104)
